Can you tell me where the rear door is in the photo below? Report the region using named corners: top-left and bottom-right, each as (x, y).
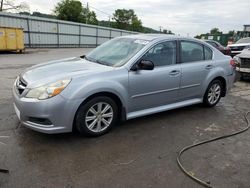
top-left (179, 40), bottom-right (213, 100)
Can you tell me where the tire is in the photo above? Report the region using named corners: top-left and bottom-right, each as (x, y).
top-left (75, 96), bottom-right (118, 137)
top-left (203, 80), bottom-right (223, 107)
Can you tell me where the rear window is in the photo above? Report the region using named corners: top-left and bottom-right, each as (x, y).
top-left (181, 41), bottom-right (213, 63)
top-left (181, 41), bottom-right (204, 62)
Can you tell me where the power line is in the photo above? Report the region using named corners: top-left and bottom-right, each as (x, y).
top-left (89, 5), bottom-right (112, 17)
top-left (82, 2), bottom-right (112, 17)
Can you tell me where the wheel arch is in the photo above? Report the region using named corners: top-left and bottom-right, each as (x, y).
top-left (73, 91), bottom-right (126, 131)
top-left (207, 76), bottom-right (227, 97)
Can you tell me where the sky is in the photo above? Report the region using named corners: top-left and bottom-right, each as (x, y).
top-left (15, 0), bottom-right (250, 36)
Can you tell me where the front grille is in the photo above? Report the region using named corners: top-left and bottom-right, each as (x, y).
top-left (16, 77), bottom-right (27, 95)
top-left (241, 58), bottom-right (250, 69)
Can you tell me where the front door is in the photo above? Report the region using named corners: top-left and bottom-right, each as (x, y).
top-left (128, 40), bottom-right (181, 113)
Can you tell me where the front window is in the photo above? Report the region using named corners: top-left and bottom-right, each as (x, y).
top-left (141, 41), bottom-right (177, 66)
top-left (85, 37), bottom-right (148, 67)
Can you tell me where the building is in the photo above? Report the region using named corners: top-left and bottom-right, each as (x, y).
top-left (235, 25), bottom-right (250, 41)
top-left (243, 25), bottom-right (250, 32)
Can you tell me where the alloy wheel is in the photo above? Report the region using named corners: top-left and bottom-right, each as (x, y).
top-left (207, 83), bottom-right (221, 105)
top-left (85, 102), bottom-right (114, 132)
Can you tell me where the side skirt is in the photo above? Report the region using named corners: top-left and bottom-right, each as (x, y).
top-left (127, 98), bottom-right (202, 120)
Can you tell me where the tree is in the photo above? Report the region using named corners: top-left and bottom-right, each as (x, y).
top-left (163, 29), bottom-right (174, 35)
top-left (0, 0), bottom-right (29, 12)
top-left (19, 11), bottom-right (30, 15)
top-left (210, 28), bottom-right (222, 35)
top-left (82, 6), bottom-right (98, 25)
top-left (194, 35), bottom-right (201, 39)
top-left (112, 9), bottom-right (143, 32)
top-left (228, 30), bottom-right (236, 36)
top-left (32, 11), bottom-right (56, 19)
top-left (54, 0), bottom-right (98, 25)
top-left (131, 14), bottom-right (143, 32)
top-left (54, 0), bottom-right (84, 23)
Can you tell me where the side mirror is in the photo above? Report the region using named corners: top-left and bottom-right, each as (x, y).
top-left (131, 60), bottom-right (154, 71)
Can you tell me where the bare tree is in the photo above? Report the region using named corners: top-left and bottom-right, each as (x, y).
top-left (0, 0), bottom-right (29, 12)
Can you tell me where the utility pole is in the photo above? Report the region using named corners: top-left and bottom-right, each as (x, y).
top-left (0, 0), bottom-right (4, 11)
top-left (86, 2), bottom-right (88, 24)
top-left (159, 26), bottom-right (163, 33)
top-left (108, 16), bottom-right (111, 27)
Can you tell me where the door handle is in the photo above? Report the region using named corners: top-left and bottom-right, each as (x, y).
top-left (169, 70), bottom-right (180, 76)
top-left (205, 65), bottom-right (213, 70)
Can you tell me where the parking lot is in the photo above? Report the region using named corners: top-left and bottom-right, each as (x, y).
top-left (0, 48), bottom-right (250, 188)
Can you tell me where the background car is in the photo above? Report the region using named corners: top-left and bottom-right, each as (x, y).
top-left (228, 37), bottom-right (250, 57)
top-left (234, 47), bottom-right (250, 80)
top-left (205, 40), bottom-right (231, 55)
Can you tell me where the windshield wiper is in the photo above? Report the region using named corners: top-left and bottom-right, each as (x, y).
top-left (84, 56), bottom-right (97, 63)
top-left (96, 59), bottom-right (110, 66)
top-left (84, 56), bottom-right (110, 66)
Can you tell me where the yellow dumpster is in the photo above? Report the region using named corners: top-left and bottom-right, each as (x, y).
top-left (0, 27), bottom-right (25, 53)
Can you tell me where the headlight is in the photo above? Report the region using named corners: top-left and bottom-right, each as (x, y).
top-left (233, 56), bottom-right (241, 66)
top-left (25, 79), bottom-right (71, 100)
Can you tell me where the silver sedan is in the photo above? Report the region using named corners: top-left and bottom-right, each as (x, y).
top-left (13, 34), bottom-right (236, 136)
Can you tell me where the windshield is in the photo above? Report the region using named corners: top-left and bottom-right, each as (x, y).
top-left (85, 37), bottom-right (148, 67)
top-left (236, 37), bottom-right (250, 44)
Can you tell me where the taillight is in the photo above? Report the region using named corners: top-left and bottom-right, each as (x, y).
top-left (230, 59), bottom-right (236, 68)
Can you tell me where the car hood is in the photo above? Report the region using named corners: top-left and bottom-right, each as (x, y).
top-left (228, 43), bottom-right (250, 47)
top-left (21, 57), bottom-right (114, 87)
top-left (237, 48), bottom-right (250, 58)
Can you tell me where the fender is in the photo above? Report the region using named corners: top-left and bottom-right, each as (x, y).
top-left (201, 63), bottom-right (227, 96)
top-left (62, 79), bottom-right (128, 109)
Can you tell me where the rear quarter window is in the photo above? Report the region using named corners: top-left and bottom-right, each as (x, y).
top-left (204, 46), bottom-right (213, 60)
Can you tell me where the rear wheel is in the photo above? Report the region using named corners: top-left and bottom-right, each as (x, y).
top-left (203, 80), bottom-right (222, 107)
top-left (75, 96), bottom-right (118, 137)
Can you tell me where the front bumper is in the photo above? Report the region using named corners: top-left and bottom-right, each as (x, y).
top-left (236, 67), bottom-right (250, 74)
top-left (12, 85), bottom-right (79, 134)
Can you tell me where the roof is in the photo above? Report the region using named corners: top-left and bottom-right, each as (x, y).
top-left (121, 34), bottom-right (206, 46)
top-left (122, 34), bottom-right (180, 41)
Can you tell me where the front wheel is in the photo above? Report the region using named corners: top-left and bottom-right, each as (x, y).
top-left (75, 96), bottom-right (118, 137)
top-left (203, 80), bottom-right (222, 107)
